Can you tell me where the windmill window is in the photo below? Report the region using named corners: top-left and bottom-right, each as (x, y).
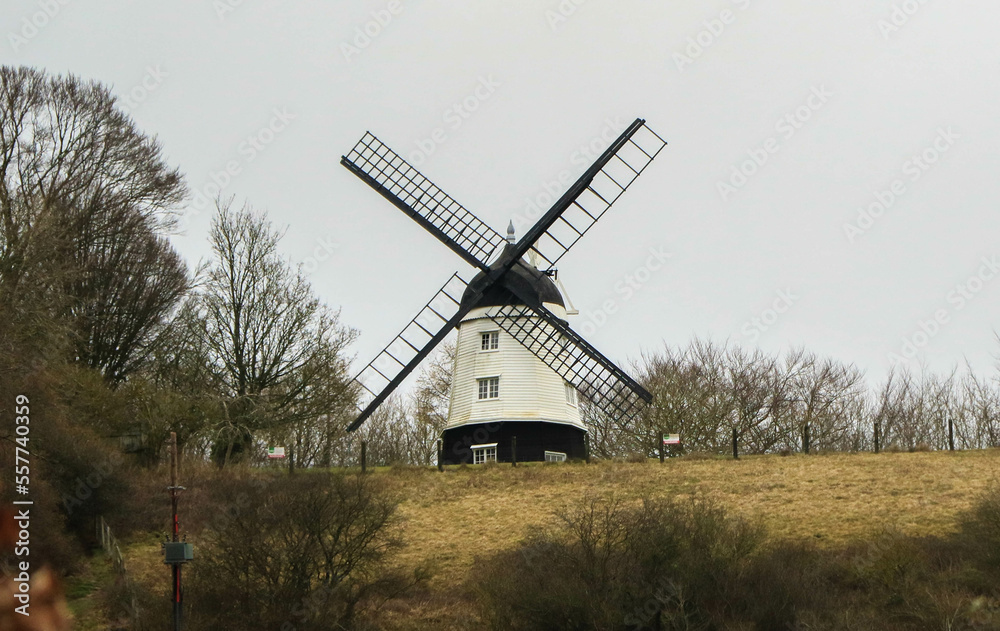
top-left (481, 330), bottom-right (499, 351)
top-left (472, 443), bottom-right (498, 464)
top-left (564, 382), bottom-right (578, 406)
top-left (477, 377), bottom-right (500, 400)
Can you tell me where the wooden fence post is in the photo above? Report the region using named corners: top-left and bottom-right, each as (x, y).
top-left (874, 422), bottom-right (880, 454)
top-left (511, 436), bottom-right (517, 467)
top-left (659, 431), bottom-right (665, 464)
top-left (437, 439), bottom-right (444, 472)
top-left (948, 417), bottom-right (955, 452)
top-left (803, 423), bottom-right (810, 455)
top-left (361, 440), bottom-right (367, 473)
top-left (732, 429), bottom-right (739, 460)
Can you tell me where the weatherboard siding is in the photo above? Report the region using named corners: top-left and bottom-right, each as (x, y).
top-left (446, 304), bottom-right (583, 431)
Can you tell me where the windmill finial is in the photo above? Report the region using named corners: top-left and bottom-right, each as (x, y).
top-left (507, 220), bottom-right (516, 244)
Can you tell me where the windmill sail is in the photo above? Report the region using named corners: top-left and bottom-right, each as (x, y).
top-left (342, 133), bottom-right (507, 270)
top-left (341, 118), bottom-right (666, 436)
top-left (349, 273), bottom-right (471, 431)
top-left (512, 119), bottom-right (667, 271)
top-left (485, 303), bottom-right (652, 426)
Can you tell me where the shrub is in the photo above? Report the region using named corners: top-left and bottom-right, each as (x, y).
top-left (960, 485), bottom-right (1000, 571)
top-left (470, 495), bottom-right (825, 631)
top-left (184, 472), bottom-right (424, 631)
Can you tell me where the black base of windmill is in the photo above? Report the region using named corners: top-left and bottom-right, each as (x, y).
top-left (440, 421), bottom-right (587, 465)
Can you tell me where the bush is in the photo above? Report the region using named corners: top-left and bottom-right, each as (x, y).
top-left (183, 472), bottom-right (424, 631)
top-left (470, 495), bottom-right (824, 631)
top-left (961, 485), bottom-right (1000, 571)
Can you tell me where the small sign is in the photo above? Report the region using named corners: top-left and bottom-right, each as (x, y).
top-left (662, 434), bottom-right (681, 445)
top-left (267, 446), bottom-right (286, 459)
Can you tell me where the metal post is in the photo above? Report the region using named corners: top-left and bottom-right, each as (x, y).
top-left (948, 416), bottom-right (955, 452)
top-left (803, 423), bottom-right (810, 455)
top-left (511, 436), bottom-right (517, 467)
top-left (360, 440), bottom-right (367, 473)
top-left (732, 428), bottom-right (739, 460)
top-left (168, 432), bottom-right (182, 631)
top-left (659, 431), bottom-right (665, 464)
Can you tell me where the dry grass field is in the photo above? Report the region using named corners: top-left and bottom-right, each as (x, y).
top-left (388, 450), bottom-right (1000, 588)
top-left (109, 449), bottom-right (1000, 629)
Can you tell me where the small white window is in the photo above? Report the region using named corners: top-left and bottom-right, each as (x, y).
top-left (564, 382), bottom-right (578, 406)
top-left (545, 451), bottom-right (567, 463)
top-left (473, 443), bottom-right (498, 464)
top-left (481, 331), bottom-right (499, 351)
top-left (477, 376), bottom-right (500, 400)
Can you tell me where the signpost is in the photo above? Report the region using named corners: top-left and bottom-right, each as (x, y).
top-left (267, 446), bottom-right (286, 459)
top-left (660, 433), bottom-right (681, 461)
top-left (163, 432), bottom-right (193, 631)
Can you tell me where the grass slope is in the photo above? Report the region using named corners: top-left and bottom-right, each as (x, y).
top-left (392, 450), bottom-right (1000, 591)
top-left (121, 449), bottom-right (1000, 629)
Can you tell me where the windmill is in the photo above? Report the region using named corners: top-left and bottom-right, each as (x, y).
top-left (342, 118), bottom-right (666, 463)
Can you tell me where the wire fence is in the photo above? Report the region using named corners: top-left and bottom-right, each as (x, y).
top-left (96, 515), bottom-right (139, 621)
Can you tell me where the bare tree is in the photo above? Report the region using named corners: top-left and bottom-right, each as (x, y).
top-left (196, 198), bottom-right (357, 464)
top-left (636, 339), bottom-right (734, 455)
top-left (960, 369), bottom-right (1000, 449)
top-left (727, 346), bottom-right (797, 454)
top-left (0, 66), bottom-right (188, 382)
top-left (410, 341), bottom-right (454, 465)
top-left (789, 352), bottom-right (865, 452)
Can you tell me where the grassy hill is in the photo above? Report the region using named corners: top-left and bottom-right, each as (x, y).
top-left (99, 449), bottom-right (1000, 629)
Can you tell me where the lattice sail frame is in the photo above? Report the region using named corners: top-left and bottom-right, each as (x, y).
top-left (342, 118), bottom-right (667, 432)
top-left (349, 273), bottom-right (470, 431)
top-left (525, 122), bottom-right (667, 271)
top-left (485, 303), bottom-right (652, 427)
top-left (342, 133), bottom-right (507, 269)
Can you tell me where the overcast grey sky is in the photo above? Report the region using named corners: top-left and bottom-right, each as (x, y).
top-left (6, 0), bottom-right (1000, 382)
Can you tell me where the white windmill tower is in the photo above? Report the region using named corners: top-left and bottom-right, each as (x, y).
top-left (341, 118), bottom-right (667, 464)
top-left (442, 223), bottom-right (585, 465)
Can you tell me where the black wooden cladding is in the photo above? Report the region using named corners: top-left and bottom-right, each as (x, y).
top-left (441, 421), bottom-right (587, 464)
